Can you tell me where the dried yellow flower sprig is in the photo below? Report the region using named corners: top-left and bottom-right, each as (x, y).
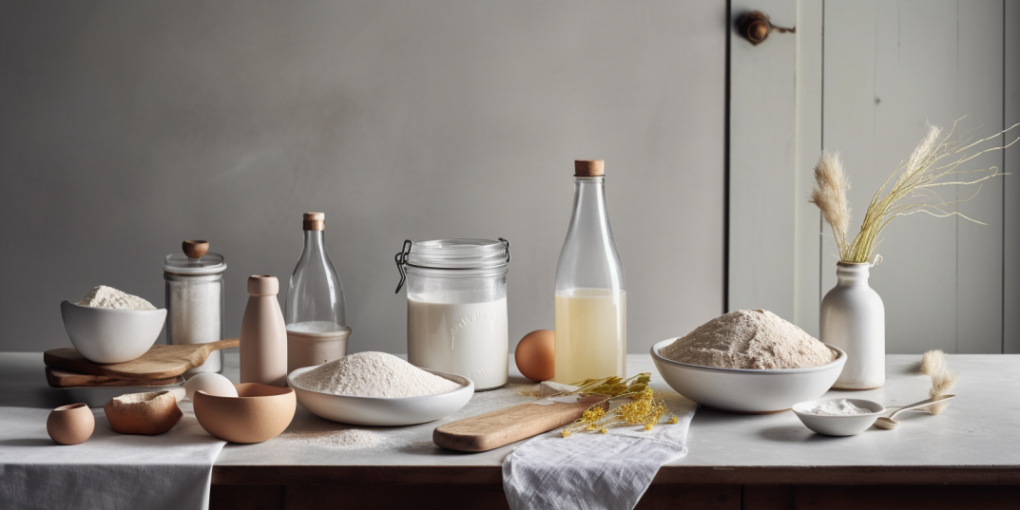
top-left (569, 373), bottom-right (652, 397)
top-left (559, 383), bottom-right (680, 438)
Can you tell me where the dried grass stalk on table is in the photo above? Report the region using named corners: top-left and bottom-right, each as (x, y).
top-left (920, 350), bottom-right (957, 415)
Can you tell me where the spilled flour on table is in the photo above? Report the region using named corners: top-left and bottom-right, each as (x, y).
top-left (284, 429), bottom-right (385, 450)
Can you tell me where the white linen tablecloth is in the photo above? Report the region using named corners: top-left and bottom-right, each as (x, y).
top-left (503, 395), bottom-right (698, 510)
top-left (0, 405), bottom-right (225, 510)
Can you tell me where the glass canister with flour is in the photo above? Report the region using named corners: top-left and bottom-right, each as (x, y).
top-left (164, 240), bottom-right (226, 374)
top-left (395, 238), bottom-right (511, 391)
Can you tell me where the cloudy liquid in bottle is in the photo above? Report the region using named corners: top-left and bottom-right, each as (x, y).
top-left (553, 288), bottom-right (626, 383)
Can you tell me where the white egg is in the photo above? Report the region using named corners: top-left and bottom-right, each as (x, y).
top-left (182, 372), bottom-right (238, 400)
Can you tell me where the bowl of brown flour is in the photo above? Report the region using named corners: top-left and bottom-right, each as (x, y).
top-left (650, 310), bottom-right (846, 413)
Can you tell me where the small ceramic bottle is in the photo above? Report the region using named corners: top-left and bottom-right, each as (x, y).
top-left (820, 262), bottom-right (885, 389)
top-left (240, 275), bottom-right (288, 386)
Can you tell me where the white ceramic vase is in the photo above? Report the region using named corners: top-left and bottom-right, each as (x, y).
top-left (820, 262), bottom-right (885, 390)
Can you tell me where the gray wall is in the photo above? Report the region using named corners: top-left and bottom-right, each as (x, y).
top-left (0, 1), bottom-right (726, 356)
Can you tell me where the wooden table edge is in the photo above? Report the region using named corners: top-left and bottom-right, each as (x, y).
top-left (211, 465), bottom-right (1020, 486)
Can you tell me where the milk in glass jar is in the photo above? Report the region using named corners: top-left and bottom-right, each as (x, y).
top-left (395, 238), bottom-right (510, 390)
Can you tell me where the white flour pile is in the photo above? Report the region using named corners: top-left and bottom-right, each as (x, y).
top-left (805, 399), bottom-right (874, 416)
top-left (660, 309), bottom-right (836, 369)
top-left (75, 285), bottom-right (156, 310)
top-left (292, 351), bottom-right (461, 398)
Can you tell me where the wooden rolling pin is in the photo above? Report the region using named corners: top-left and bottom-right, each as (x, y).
top-left (44, 338), bottom-right (238, 380)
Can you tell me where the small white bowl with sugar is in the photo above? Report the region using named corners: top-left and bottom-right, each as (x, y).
top-left (792, 398), bottom-right (885, 436)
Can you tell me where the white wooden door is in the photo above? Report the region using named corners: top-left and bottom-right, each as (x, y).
top-left (729, 0), bottom-right (1020, 353)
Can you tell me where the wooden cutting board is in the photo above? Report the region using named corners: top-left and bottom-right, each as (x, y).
top-left (45, 367), bottom-right (185, 388)
top-left (43, 338), bottom-right (238, 380)
top-left (433, 395), bottom-right (607, 452)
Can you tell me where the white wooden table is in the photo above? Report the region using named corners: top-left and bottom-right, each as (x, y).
top-left (2, 352), bottom-right (1018, 509)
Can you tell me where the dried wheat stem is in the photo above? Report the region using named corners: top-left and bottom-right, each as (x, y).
top-left (811, 120), bottom-right (1018, 264)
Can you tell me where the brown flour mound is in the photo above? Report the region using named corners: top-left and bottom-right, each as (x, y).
top-left (660, 309), bottom-right (836, 369)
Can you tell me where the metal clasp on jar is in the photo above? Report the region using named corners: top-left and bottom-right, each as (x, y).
top-left (393, 238), bottom-right (511, 293)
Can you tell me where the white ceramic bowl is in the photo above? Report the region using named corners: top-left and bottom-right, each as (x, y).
top-left (287, 366), bottom-right (474, 426)
top-left (650, 339), bottom-right (847, 413)
top-left (60, 301), bottom-right (166, 364)
top-left (792, 398), bottom-right (885, 436)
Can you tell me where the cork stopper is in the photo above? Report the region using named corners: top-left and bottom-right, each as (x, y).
top-left (247, 275), bottom-right (279, 296)
top-left (303, 212), bottom-right (325, 231)
top-left (574, 160), bottom-right (605, 177)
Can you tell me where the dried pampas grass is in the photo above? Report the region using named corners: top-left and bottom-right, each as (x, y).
top-left (811, 120), bottom-right (1019, 264)
top-left (809, 152), bottom-right (852, 260)
top-left (919, 350), bottom-right (957, 415)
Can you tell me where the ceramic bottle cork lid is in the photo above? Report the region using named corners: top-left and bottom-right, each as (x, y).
top-left (248, 275), bottom-right (279, 296)
top-left (574, 160), bottom-right (605, 177)
top-left (303, 212), bottom-right (325, 231)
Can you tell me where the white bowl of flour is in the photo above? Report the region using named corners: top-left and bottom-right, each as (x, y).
top-left (60, 286), bottom-right (166, 364)
top-left (287, 352), bottom-right (474, 426)
top-left (651, 339), bottom-right (846, 414)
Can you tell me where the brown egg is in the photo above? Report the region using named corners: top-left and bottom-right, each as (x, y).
top-left (47, 403), bottom-right (94, 445)
top-left (515, 330), bottom-right (555, 382)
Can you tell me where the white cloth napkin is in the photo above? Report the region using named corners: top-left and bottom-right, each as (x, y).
top-left (502, 394), bottom-right (697, 510)
top-left (0, 405), bottom-right (225, 510)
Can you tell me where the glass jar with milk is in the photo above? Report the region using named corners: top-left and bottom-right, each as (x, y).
top-left (284, 213), bottom-right (352, 373)
top-left (395, 238), bottom-right (511, 391)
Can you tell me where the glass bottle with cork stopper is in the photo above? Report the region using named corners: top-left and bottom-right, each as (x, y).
top-left (284, 212), bottom-right (351, 372)
top-left (553, 160), bottom-right (627, 383)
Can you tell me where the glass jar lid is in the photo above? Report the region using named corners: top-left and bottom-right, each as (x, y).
top-left (406, 238), bottom-right (510, 269)
top-left (164, 240), bottom-right (227, 276)
top-left (394, 238), bottom-right (511, 293)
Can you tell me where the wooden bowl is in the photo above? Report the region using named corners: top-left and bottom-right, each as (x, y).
top-left (193, 383), bottom-right (295, 443)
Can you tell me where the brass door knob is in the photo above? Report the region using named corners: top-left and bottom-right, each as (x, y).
top-left (737, 11), bottom-right (794, 46)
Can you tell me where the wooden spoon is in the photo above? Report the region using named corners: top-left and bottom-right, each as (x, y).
top-left (874, 394), bottom-right (955, 430)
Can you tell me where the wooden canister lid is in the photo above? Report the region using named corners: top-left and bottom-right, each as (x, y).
top-left (182, 240), bottom-right (209, 260)
top-left (303, 212), bottom-right (325, 231)
top-left (574, 160), bottom-right (605, 177)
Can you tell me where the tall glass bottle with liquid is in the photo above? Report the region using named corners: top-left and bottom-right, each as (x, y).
top-left (285, 212), bottom-right (352, 373)
top-left (553, 160), bottom-right (627, 383)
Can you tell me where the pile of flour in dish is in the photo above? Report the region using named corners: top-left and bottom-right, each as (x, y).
top-left (660, 309), bottom-right (836, 369)
top-left (804, 399), bottom-right (874, 416)
top-left (292, 351), bottom-right (461, 398)
top-left (75, 285), bottom-right (156, 310)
